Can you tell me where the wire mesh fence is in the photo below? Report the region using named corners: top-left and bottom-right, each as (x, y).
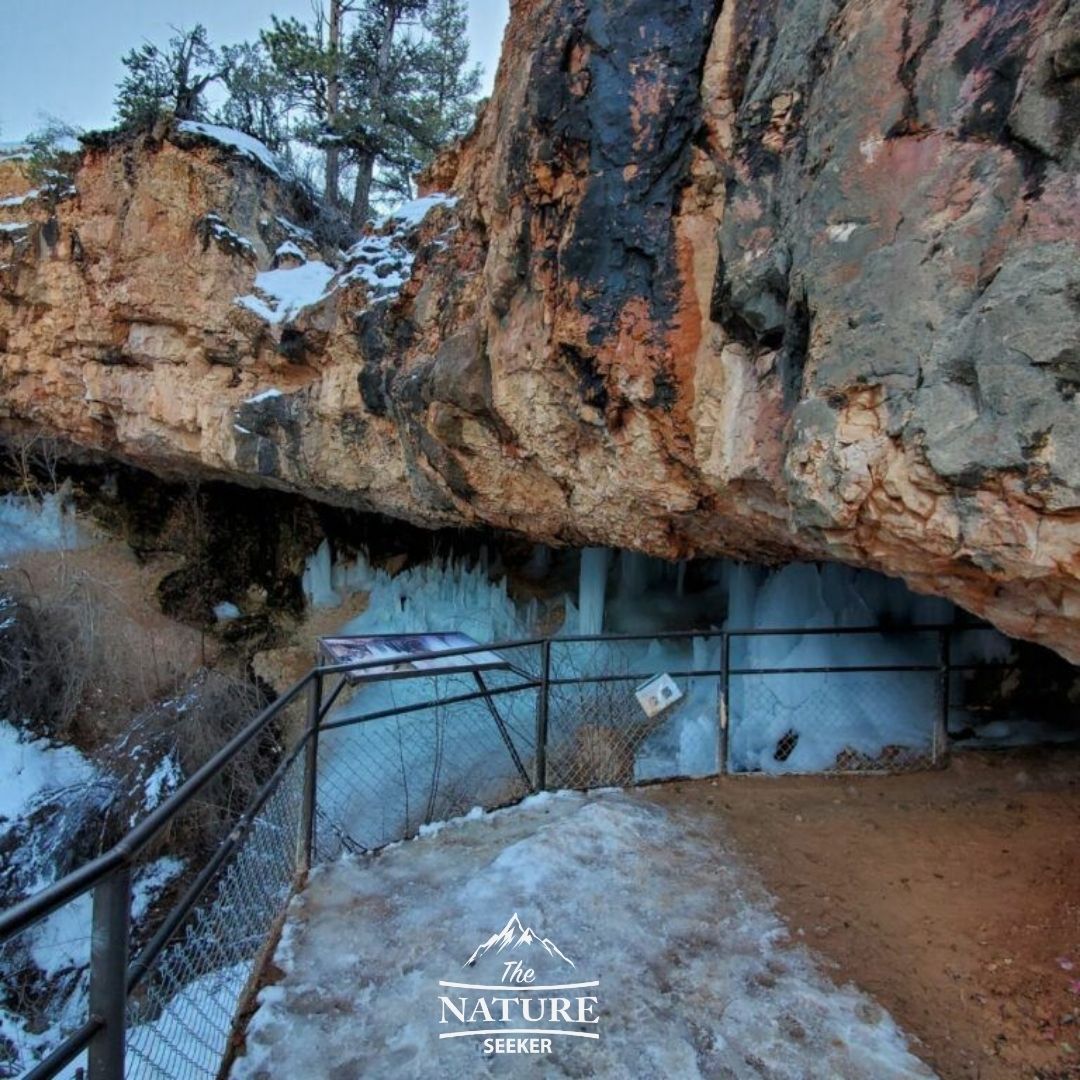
top-left (1, 622), bottom-right (1047, 1080)
top-left (725, 628), bottom-right (944, 774)
top-left (124, 747), bottom-right (304, 1080)
top-left (727, 669), bottom-right (939, 773)
top-left (314, 642), bottom-right (542, 858)
top-left (545, 635), bottom-right (723, 788)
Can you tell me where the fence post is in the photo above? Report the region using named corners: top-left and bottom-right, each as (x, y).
top-left (534, 639), bottom-right (551, 792)
top-left (299, 671), bottom-right (323, 875)
top-left (87, 865), bottom-right (131, 1080)
top-left (935, 628), bottom-right (951, 767)
top-left (718, 633), bottom-right (731, 775)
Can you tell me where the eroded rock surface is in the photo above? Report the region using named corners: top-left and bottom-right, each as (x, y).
top-left (1, 0), bottom-right (1079, 657)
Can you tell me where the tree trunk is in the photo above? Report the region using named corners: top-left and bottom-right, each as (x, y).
top-left (349, 2), bottom-right (397, 227)
top-left (325, 0), bottom-right (343, 207)
top-left (350, 151), bottom-right (376, 228)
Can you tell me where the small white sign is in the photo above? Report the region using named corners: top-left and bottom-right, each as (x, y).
top-left (634, 674), bottom-right (683, 718)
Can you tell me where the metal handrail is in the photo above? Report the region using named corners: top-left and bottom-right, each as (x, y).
top-left (0, 622), bottom-right (997, 942)
top-left (1, 619), bottom-right (1014, 1078)
top-left (0, 672), bottom-right (312, 942)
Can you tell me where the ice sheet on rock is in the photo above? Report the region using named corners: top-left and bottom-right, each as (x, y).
top-left (176, 121), bottom-right (281, 175)
top-left (0, 489), bottom-right (85, 559)
top-left (232, 791), bottom-right (934, 1080)
top-left (0, 222), bottom-right (30, 233)
top-left (236, 261), bottom-right (335, 324)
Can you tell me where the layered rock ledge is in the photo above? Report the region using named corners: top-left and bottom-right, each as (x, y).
top-left (1, 0), bottom-right (1078, 658)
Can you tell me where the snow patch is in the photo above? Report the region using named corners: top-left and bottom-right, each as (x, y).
top-left (275, 215), bottom-right (314, 243)
top-left (236, 261), bottom-right (335, 324)
top-left (827, 222), bottom-right (859, 243)
top-left (0, 222), bottom-right (30, 234)
top-left (234, 792), bottom-right (934, 1079)
top-left (176, 121), bottom-right (281, 176)
top-left (274, 240), bottom-right (305, 262)
top-left (202, 212), bottom-right (255, 255)
top-left (244, 387), bottom-right (284, 404)
top-left (385, 192), bottom-right (458, 230)
top-left (0, 721), bottom-right (96, 824)
top-left (0, 189), bottom-right (39, 207)
top-left (131, 856), bottom-right (185, 923)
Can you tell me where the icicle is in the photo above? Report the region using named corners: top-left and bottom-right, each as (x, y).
top-left (618, 551), bottom-right (649, 598)
top-left (577, 548), bottom-right (610, 635)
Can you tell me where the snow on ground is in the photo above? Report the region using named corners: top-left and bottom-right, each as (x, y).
top-left (236, 261), bottom-right (336, 324)
top-left (0, 720), bottom-right (96, 823)
top-left (176, 121), bottom-right (281, 176)
top-left (232, 791), bottom-right (934, 1079)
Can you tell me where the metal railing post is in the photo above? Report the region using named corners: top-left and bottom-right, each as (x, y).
top-left (534, 640), bottom-right (551, 792)
top-left (718, 632), bottom-right (731, 775)
top-left (299, 670), bottom-right (323, 875)
top-left (87, 865), bottom-right (130, 1080)
top-left (935, 627), bottom-right (951, 767)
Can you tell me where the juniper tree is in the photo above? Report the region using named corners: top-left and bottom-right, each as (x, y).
top-left (115, 25), bottom-right (226, 129)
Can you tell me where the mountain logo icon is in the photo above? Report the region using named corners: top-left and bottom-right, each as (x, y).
top-left (464, 913), bottom-right (576, 969)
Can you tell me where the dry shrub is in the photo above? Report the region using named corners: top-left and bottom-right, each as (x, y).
top-left (98, 668), bottom-right (275, 860)
top-left (0, 566), bottom-right (196, 748)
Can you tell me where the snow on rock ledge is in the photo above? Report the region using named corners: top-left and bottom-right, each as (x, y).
top-left (236, 262), bottom-right (336, 325)
top-left (236, 191), bottom-right (458, 324)
top-left (175, 122), bottom-right (282, 176)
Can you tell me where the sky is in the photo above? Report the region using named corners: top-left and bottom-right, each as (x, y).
top-left (0, 0), bottom-right (509, 142)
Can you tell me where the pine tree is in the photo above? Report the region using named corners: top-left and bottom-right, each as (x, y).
top-left (414, 0), bottom-right (482, 156)
top-left (262, 5), bottom-right (354, 207)
top-left (115, 25), bottom-right (226, 129)
top-left (339, 0), bottom-right (430, 227)
top-left (217, 42), bottom-right (289, 151)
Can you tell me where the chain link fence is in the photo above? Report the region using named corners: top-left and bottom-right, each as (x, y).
top-left (1, 622), bottom-right (1040, 1079)
top-left (545, 635), bottom-right (723, 789)
top-left (725, 628), bottom-right (945, 774)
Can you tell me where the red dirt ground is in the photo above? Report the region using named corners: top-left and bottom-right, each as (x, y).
top-left (647, 749), bottom-right (1080, 1080)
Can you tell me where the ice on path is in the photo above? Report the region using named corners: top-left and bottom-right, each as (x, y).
top-left (232, 791), bottom-right (934, 1080)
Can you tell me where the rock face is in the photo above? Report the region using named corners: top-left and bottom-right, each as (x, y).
top-left (1, 0), bottom-right (1079, 659)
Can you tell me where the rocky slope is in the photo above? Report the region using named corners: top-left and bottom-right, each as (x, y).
top-left (1, 0), bottom-right (1078, 658)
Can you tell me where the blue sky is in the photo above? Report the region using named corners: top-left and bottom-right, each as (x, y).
top-left (0, 0), bottom-right (509, 141)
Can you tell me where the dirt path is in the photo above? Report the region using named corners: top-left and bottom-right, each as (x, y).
top-left (647, 750), bottom-right (1080, 1080)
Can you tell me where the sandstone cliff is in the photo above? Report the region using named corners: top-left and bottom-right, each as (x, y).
top-left (1, 0), bottom-right (1078, 658)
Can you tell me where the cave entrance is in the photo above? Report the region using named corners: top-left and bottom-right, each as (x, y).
top-left (301, 536), bottom-right (1079, 780)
